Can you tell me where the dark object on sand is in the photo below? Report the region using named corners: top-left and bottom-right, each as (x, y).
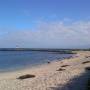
top-left (61, 65), bottom-right (69, 67)
top-left (17, 74), bottom-right (35, 80)
top-left (85, 67), bottom-right (90, 71)
top-left (85, 56), bottom-right (89, 58)
top-left (82, 61), bottom-right (90, 64)
top-left (56, 68), bottom-right (65, 71)
top-left (85, 56), bottom-right (90, 58)
top-left (47, 61), bottom-right (50, 64)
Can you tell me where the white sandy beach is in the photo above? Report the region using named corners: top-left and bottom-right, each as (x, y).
top-left (0, 51), bottom-right (90, 90)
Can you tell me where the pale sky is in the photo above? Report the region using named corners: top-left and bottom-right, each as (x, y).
top-left (0, 0), bottom-right (90, 48)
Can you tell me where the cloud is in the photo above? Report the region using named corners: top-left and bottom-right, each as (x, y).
top-left (0, 20), bottom-right (90, 48)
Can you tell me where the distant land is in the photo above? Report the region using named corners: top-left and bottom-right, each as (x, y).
top-left (0, 48), bottom-right (90, 54)
top-left (0, 48), bottom-right (70, 51)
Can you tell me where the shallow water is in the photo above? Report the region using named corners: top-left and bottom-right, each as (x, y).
top-left (0, 51), bottom-right (73, 72)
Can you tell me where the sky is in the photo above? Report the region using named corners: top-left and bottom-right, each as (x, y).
top-left (0, 0), bottom-right (90, 48)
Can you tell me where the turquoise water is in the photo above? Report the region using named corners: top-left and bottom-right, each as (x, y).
top-left (0, 51), bottom-right (73, 72)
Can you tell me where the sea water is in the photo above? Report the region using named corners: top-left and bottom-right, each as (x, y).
top-left (0, 51), bottom-right (73, 72)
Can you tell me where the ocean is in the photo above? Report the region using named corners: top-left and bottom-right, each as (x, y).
top-left (0, 51), bottom-right (73, 72)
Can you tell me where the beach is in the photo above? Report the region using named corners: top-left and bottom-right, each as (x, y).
top-left (0, 51), bottom-right (90, 90)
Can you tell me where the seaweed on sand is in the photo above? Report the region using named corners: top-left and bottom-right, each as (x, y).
top-left (61, 65), bottom-right (70, 67)
top-left (17, 74), bottom-right (35, 80)
top-left (56, 68), bottom-right (66, 71)
top-left (82, 61), bottom-right (90, 64)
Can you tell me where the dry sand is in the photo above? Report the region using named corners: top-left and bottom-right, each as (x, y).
top-left (0, 51), bottom-right (90, 90)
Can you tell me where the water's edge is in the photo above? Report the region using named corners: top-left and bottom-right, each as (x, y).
top-left (0, 51), bottom-right (75, 73)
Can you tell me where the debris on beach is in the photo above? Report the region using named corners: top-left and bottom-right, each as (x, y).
top-left (61, 65), bottom-right (70, 67)
top-left (85, 56), bottom-right (90, 58)
top-left (56, 68), bottom-right (66, 71)
top-left (47, 61), bottom-right (50, 64)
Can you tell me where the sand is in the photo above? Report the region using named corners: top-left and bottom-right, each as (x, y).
top-left (0, 51), bottom-right (90, 90)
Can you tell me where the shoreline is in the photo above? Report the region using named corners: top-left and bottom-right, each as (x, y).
top-left (0, 54), bottom-right (75, 74)
top-left (0, 51), bottom-right (90, 90)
